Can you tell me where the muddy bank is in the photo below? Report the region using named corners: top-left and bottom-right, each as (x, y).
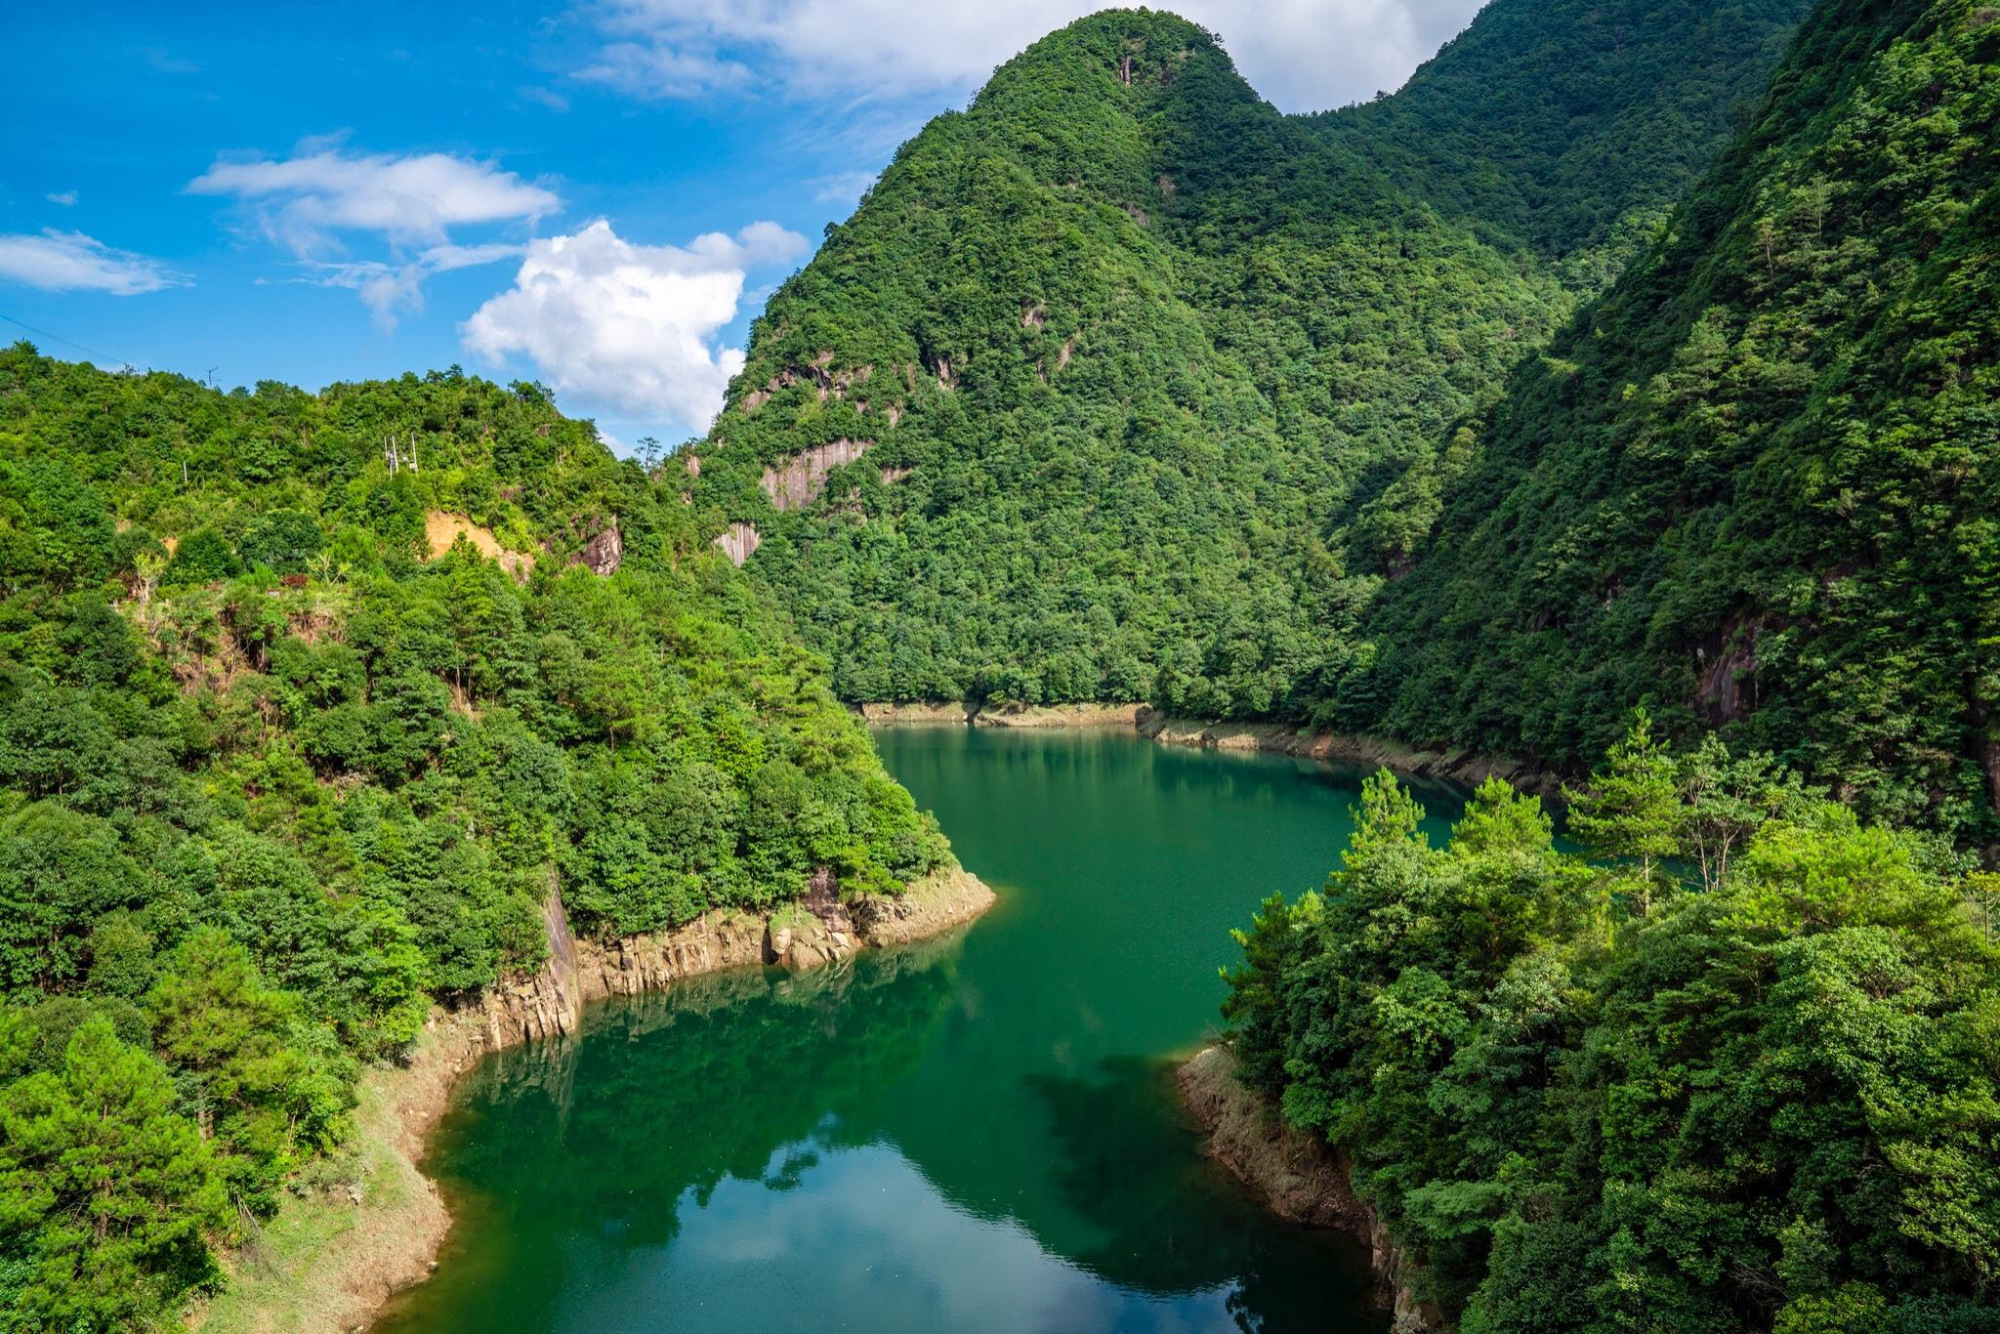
top-left (1179, 1046), bottom-right (1440, 1331)
top-left (193, 867), bottom-right (994, 1334)
top-left (859, 701), bottom-right (1557, 796)
top-left (189, 1015), bottom-right (483, 1334)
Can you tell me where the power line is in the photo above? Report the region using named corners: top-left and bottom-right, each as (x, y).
top-left (0, 311), bottom-right (139, 369)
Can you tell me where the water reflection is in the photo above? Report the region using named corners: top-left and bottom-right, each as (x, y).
top-left (379, 731), bottom-right (1422, 1334)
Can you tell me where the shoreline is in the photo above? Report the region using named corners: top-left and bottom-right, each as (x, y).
top-left (190, 867), bottom-right (996, 1334)
top-left (860, 700), bottom-right (1560, 797)
top-left (1178, 1045), bottom-right (1440, 1331)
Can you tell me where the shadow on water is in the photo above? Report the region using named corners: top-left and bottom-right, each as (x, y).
top-left (1026, 1054), bottom-right (1382, 1319)
top-left (378, 730), bottom-right (1426, 1334)
top-left (377, 944), bottom-right (968, 1333)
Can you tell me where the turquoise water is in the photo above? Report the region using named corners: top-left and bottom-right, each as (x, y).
top-left (375, 728), bottom-right (1465, 1333)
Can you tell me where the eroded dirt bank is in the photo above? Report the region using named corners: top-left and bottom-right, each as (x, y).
top-left (1179, 1045), bottom-right (1440, 1331)
top-left (191, 868), bottom-right (995, 1334)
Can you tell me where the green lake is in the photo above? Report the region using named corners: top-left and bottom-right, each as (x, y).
top-left (374, 727), bottom-right (1466, 1333)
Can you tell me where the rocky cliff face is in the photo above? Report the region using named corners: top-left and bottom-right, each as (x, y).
top-left (713, 521), bottom-right (761, 567)
top-left (479, 867), bottom-right (996, 1047)
top-left (230, 866), bottom-right (996, 1334)
top-left (759, 439), bottom-right (873, 511)
top-left (1180, 1045), bottom-right (1439, 1331)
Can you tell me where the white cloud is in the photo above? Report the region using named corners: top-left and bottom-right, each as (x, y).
top-left (143, 47), bottom-right (201, 75)
top-left (189, 141), bottom-right (559, 322)
top-left (572, 0), bottom-right (1488, 113)
top-left (0, 230), bottom-right (183, 296)
top-left (46, 191), bottom-right (77, 207)
top-left (189, 143), bottom-right (559, 254)
top-left (309, 241), bottom-right (525, 331)
top-left (461, 219), bottom-right (808, 429)
top-left (519, 85), bottom-right (573, 112)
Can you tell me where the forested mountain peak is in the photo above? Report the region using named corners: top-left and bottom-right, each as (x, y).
top-left (687, 0), bottom-right (1814, 738)
top-left (1322, 0), bottom-right (1813, 257)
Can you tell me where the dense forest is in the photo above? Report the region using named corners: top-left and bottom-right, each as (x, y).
top-left (692, 0), bottom-right (2000, 843)
top-left (1349, 0), bottom-right (2000, 836)
top-left (1214, 7), bottom-right (2000, 1329)
top-left (0, 347), bottom-right (952, 1328)
top-left (687, 0), bottom-right (1809, 725)
top-left (1224, 723), bottom-right (2000, 1332)
top-left (6, 0), bottom-right (1998, 1327)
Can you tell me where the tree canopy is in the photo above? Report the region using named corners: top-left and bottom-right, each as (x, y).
top-left (1224, 722), bottom-right (2000, 1331)
top-left (0, 348), bottom-right (952, 1326)
top-left (687, 0), bottom-right (1813, 732)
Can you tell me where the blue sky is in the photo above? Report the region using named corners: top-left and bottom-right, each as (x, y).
top-left (0, 0), bottom-right (1484, 452)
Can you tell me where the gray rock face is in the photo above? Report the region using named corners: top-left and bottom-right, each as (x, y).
top-left (570, 524), bottom-right (623, 576)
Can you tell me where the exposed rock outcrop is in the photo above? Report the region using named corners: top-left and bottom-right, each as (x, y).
top-left (714, 522), bottom-right (761, 567)
top-left (857, 700), bottom-right (1546, 793)
top-left (760, 439), bottom-right (874, 511)
top-left (1137, 711), bottom-right (1555, 797)
top-left (978, 702), bottom-right (1146, 729)
top-left (479, 867), bottom-right (995, 1046)
top-left (568, 524), bottom-right (623, 576)
top-left (1180, 1046), bottom-right (1439, 1331)
top-left (857, 701), bottom-right (1145, 729)
top-left (858, 701), bottom-right (981, 725)
top-left (738, 353), bottom-right (873, 414)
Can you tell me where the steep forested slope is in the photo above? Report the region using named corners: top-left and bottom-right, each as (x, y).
top-left (0, 346), bottom-right (950, 1326)
top-left (1218, 11), bottom-right (2000, 1323)
top-left (1348, 0), bottom-right (2000, 833)
top-left (1224, 732), bottom-right (2000, 1332)
top-left (1319, 0), bottom-right (1806, 260)
top-left (689, 0), bottom-right (1811, 717)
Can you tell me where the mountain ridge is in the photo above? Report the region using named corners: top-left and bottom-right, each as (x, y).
top-left (689, 0), bottom-right (1817, 743)
top-left (1350, 0), bottom-right (2000, 831)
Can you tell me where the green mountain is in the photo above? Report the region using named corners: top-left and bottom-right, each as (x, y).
top-left (690, 0), bottom-right (1811, 719)
top-left (1219, 8), bottom-right (2000, 1331)
top-left (1349, 0), bottom-right (2000, 833)
top-left (0, 347), bottom-right (951, 1325)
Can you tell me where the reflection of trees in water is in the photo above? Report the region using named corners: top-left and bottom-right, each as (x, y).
top-left (433, 936), bottom-right (967, 1251)
top-left (399, 929), bottom-right (1385, 1334)
top-left (1027, 1057), bottom-right (1385, 1332)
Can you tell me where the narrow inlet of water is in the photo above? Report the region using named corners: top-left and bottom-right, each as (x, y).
top-left (375, 728), bottom-right (1467, 1333)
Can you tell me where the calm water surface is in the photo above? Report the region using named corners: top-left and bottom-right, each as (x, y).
top-left (375, 729), bottom-right (1465, 1333)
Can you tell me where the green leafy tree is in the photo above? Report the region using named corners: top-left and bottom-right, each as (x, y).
top-left (1565, 711), bottom-right (1680, 913)
top-left (147, 930), bottom-right (353, 1207)
top-left (0, 1019), bottom-right (228, 1329)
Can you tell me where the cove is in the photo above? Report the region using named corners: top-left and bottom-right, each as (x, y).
top-left (374, 728), bottom-right (1466, 1333)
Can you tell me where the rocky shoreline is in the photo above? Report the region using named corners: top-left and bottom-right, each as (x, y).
top-left (860, 700), bottom-right (1557, 796)
top-left (192, 867), bottom-right (995, 1334)
top-left (1179, 1045), bottom-right (1440, 1331)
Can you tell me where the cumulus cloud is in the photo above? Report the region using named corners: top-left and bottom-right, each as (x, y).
top-left (0, 230), bottom-right (184, 295)
top-left (189, 143), bottom-right (558, 254)
top-left (46, 191), bottom-right (77, 207)
top-left (461, 219), bottom-right (808, 429)
top-left (573, 0), bottom-right (1487, 113)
